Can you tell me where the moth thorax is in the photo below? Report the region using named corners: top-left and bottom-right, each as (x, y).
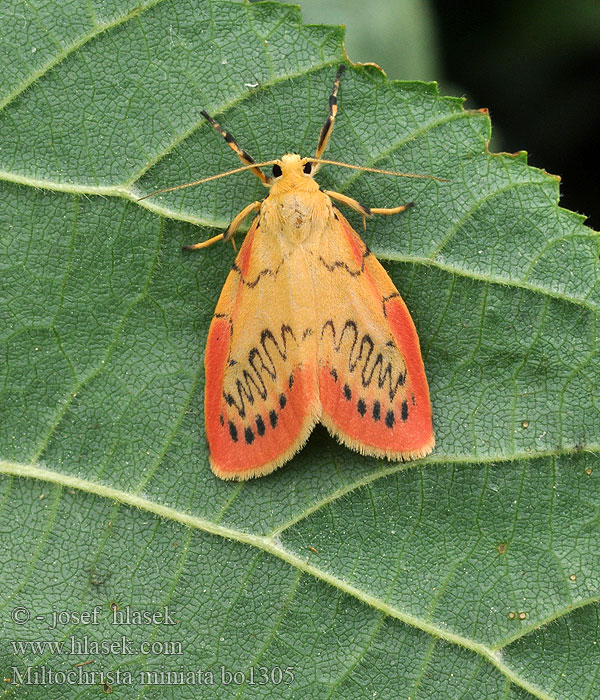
top-left (269, 190), bottom-right (330, 244)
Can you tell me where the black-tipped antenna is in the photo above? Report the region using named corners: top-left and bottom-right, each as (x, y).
top-left (314, 64), bottom-right (346, 164)
top-left (136, 160), bottom-right (281, 201)
top-left (201, 110), bottom-right (270, 185)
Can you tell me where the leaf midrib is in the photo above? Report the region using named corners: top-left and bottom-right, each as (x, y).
top-left (0, 172), bottom-right (595, 317)
top-left (1, 29), bottom-right (596, 314)
top-left (1, 455), bottom-right (599, 700)
top-left (1, 3), bottom-right (596, 698)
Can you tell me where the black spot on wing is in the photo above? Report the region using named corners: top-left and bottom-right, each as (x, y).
top-left (269, 410), bottom-right (278, 428)
top-left (401, 400), bottom-right (409, 422)
top-left (372, 401), bottom-right (381, 421)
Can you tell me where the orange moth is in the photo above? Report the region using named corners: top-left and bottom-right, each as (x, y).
top-left (142, 65), bottom-right (435, 479)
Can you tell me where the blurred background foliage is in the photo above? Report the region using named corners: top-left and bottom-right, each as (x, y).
top-left (273, 0), bottom-right (600, 229)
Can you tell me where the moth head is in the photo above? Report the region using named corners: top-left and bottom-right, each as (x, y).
top-left (273, 154), bottom-right (315, 180)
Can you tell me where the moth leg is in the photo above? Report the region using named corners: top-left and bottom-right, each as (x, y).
top-left (370, 203), bottom-right (415, 215)
top-left (326, 189), bottom-right (414, 229)
top-left (201, 111), bottom-right (270, 185)
top-left (224, 201), bottom-right (262, 241)
top-left (324, 189), bottom-right (372, 229)
top-left (314, 65), bottom-right (345, 165)
top-left (182, 233), bottom-right (224, 251)
top-left (182, 200), bottom-right (262, 251)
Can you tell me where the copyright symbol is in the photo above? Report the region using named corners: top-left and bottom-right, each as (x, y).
top-left (12, 606), bottom-right (30, 624)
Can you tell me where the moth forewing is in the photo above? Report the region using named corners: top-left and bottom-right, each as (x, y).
top-left (175, 66), bottom-right (435, 479)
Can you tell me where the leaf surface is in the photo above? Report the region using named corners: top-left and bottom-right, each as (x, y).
top-left (1, 1), bottom-right (599, 698)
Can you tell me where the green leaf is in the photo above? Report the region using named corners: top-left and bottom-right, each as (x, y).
top-left (1, 1), bottom-right (599, 698)
top-left (275, 0), bottom-right (442, 80)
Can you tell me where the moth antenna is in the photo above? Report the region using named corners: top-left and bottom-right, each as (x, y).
top-left (312, 159), bottom-right (449, 181)
top-left (137, 160), bottom-right (280, 201)
top-left (201, 110), bottom-right (270, 184)
top-left (313, 64), bottom-right (345, 168)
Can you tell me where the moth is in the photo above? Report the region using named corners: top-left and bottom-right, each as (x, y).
top-left (143, 65), bottom-right (435, 479)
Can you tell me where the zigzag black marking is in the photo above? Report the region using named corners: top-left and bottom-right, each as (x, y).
top-left (321, 319), bottom-right (406, 402)
top-left (223, 324), bottom-right (296, 419)
top-left (318, 249), bottom-right (371, 277)
top-left (231, 260), bottom-right (284, 289)
top-left (381, 293), bottom-right (401, 318)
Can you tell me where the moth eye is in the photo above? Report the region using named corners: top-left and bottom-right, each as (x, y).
top-left (303, 162), bottom-right (313, 174)
top-left (272, 164), bottom-right (282, 177)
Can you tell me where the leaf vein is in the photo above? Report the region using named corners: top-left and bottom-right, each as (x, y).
top-left (0, 0), bottom-right (166, 114)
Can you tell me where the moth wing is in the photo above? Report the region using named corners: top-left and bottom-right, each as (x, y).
top-left (316, 210), bottom-right (434, 460)
top-left (205, 217), bottom-right (320, 479)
